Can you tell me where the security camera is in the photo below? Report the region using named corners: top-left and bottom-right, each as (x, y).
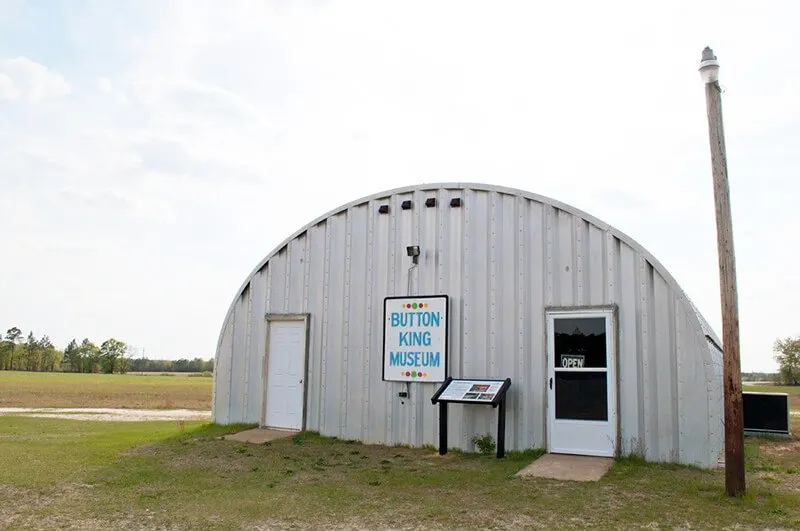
top-left (406, 245), bottom-right (420, 265)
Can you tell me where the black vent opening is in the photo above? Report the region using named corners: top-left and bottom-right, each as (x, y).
top-left (401, 200), bottom-right (413, 210)
top-left (378, 204), bottom-right (390, 214)
top-left (450, 197), bottom-right (462, 207)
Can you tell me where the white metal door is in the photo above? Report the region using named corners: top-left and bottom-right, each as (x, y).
top-left (546, 309), bottom-right (617, 457)
top-left (264, 320), bottom-right (306, 430)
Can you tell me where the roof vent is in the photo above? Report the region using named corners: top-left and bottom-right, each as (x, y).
top-left (450, 197), bottom-right (462, 207)
top-left (378, 204), bottom-right (390, 214)
top-left (425, 197), bottom-right (437, 208)
top-left (401, 200), bottom-right (413, 210)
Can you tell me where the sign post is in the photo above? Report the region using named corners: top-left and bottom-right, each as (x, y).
top-left (431, 377), bottom-right (512, 458)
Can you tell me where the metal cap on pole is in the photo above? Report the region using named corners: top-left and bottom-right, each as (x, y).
top-left (699, 46), bottom-right (746, 497)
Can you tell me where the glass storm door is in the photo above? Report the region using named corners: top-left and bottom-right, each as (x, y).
top-left (546, 309), bottom-right (617, 457)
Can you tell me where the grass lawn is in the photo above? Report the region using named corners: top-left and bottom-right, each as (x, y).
top-left (0, 371), bottom-right (211, 410)
top-left (1, 417), bottom-right (798, 530)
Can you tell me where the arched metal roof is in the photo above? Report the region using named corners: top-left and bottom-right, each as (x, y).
top-left (216, 182), bottom-right (721, 351)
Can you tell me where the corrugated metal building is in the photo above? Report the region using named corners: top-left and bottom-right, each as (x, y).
top-left (212, 183), bottom-right (724, 468)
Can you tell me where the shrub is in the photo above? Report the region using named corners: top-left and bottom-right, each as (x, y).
top-left (470, 434), bottom-right (496, 455)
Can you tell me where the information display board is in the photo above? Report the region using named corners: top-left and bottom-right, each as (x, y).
top-left (431, 377), bottom-right (512, 458)
top-left (383, 295), bottom-right (448, 383)
top-left (743, 392), bottom-right (790, 436)
top-left (436, 379), bottom-right (508, 404)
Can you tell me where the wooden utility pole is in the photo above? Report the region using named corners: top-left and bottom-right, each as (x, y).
top-left (699, 46), bottom-right (746, 496)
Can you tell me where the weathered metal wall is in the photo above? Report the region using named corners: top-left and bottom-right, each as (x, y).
top-left (212, 183), bottom-right (724, 468)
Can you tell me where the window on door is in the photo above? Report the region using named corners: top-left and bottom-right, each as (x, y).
top-left (553, 317), bottom-right (609, 421)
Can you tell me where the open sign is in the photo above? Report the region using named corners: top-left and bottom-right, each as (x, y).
top-left (561, 354), bottom-right (585, 368)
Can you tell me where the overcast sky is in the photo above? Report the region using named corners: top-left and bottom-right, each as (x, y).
top-left (1, 0), bottom-right (797, 371)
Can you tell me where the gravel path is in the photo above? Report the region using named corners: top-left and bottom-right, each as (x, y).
top-left (0, 407), bottom-right (211, 422)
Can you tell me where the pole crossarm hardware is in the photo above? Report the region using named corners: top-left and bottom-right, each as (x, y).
top-left (699, 46), bottom-right (746, 497)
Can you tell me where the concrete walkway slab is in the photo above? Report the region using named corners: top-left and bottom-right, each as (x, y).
top-left (224, 428), bottom-right (297, 444)
top-left (516, 453), bottom-right (613, 482)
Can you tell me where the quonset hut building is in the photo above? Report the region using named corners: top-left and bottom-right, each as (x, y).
top-left (212, 183), bottom-right (724, 468)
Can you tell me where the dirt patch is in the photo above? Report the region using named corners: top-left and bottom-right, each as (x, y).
top-left (762, 438), bottom-right (800, 457)
top-left (0, 407), bottom-right (211, 422)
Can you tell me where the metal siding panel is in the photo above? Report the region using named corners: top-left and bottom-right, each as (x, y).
top-left (676, 304), bottom-right (707, 465)
top-left (640, 260), bottom-right (660, 461)
top-left (229, 294), bottom-right (249, 423)
top-left (544, 206), bottom-right (556, 306)
top-left (384, 194), bottom-right (400, 444)
top-left (589, 225), bottom-right (604, 305)
top-left (617, 242), bottom-right (641, 456)
top-left (575, 218), bottom-right (585, 306)
top-left (409, 191), bottom-right (423, 446)
top-left (325, 213), bottom-right (347, 438)
top-left (340, 210), bottom-right (353, 439)
top-left (368, 202), bottom-right (389, 444)
top-left (466, 190), bottom-right (492, 439)
top-left (499, 193), bottom-right (517, 445)
top-left (306, 224), bottom-right (326, 432)
top-left (287, 237), bottom-right (306, 313)
top-left (653, 273), bottom-right (677, 462)
top-left (213, 313), bottom-right (234, 423)
top-left (446, 189), bottom-right (466, 449)
top-left (418, 190), bottom-right (440, 446)
top-left (514, 197), bottom-right (526, 449)
top-left (240, 287), bottom-right (253, 422)
top-left (488, 192), bottom-right (498, 379)
top-left (527, 201), bottom-right (547, 449)
top-left (360, 203), bottom-right (375, 442)
top-left (268, 251), bottom-right (287, 314)
top-left (460, 188), bottom-right (473, 445)
top-left (394, 193), bottom-right (412, 445)
top-left (346, 205), bottom-right (368, 441)
top-left (246, 271), bottom-right (266, 422)
top-left (557, 210), bottom-right (574, 305)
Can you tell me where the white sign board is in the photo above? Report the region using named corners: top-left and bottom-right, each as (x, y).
top-left (383, 295), bottom-right (448, 382)
top-left (438, 379), bottom-right (505, 403)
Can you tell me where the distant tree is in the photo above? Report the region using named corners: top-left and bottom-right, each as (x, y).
top-left (774, 337), bottom-right (800, 385)
top-left (62, 339), bottom-right (80, 372)
top-left (0, 335), bottom-right (9, 370)
top-left (39, 336), bottom-right (61, 372)
top-left (79, 338), bottom-right (100, 373)
top-left (5, 327), bottom-right (22, 370)
top-left (99, 338), bottom-right (126, 374)
top-left (24, 332), bottom-right (41, 371)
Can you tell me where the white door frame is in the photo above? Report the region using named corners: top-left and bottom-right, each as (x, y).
top-left (261, 313), bottom-right (310, 431)
top-left (545, 306), bottom-right (618, 457)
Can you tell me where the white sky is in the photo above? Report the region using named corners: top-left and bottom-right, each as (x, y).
top-left (0, 0), bottom-right (797, 371)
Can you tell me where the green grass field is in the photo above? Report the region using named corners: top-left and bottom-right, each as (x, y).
top-left (0, 417), bottom-right (798, 530)
top-left (0, 371), bottom-right (212, 410)
top-left (1, 376), bottom-right (797, 529)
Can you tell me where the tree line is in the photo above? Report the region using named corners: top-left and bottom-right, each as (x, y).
top-left (1, 327), bottom-right (213, 374)
top-left (774, 336), bottom-right (800, 385)
top-left (127, 357), bottom-right (213, 373)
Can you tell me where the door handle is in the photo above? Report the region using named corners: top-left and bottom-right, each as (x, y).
top-left (549, 377), bottom-right (553, 390)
